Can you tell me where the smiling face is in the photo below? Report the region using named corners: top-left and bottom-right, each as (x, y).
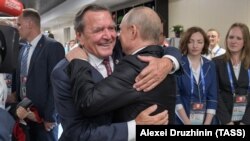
top-left (207, 30), bottom-right (220, 48)
top-left (77, 10), bottom-right (117, 58)
top-left (187, 32), bottom-right (205, 57)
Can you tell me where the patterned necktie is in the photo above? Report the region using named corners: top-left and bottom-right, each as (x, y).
top-left (102, 58), bottom-right (112, 76)
top-left (21, 44), bottom-right (31, 75)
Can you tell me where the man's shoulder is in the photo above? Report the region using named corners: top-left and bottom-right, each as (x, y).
top-left (220, 47), bottom-right (226, 54)
top-left (42, 35), bottom-right (63, 48)
top-left (212, 54), bottom-right (226, 66)
top-left (52, 58), bottom-right (68, 75)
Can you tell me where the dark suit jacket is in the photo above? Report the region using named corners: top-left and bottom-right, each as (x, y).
top-left (51, 44), bottom-right (128, 141)
top-left (16, 35), bottom-right (65, 124)
top-left (213, 55), bottom-right (250, 124)
top-left (68, 45), bottom-right (177, 124)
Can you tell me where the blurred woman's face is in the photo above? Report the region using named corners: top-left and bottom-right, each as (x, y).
top-left (187, 32), bottom-right (204, 57)
top-left (227, 27), bottom-right (244, 54)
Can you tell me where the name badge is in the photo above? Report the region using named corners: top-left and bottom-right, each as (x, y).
top-left (4, 74), bottom-right (12, 95)
top-left (20, 76), bottom-right (28, 99)
top-left (190, 102), bottom-right (205, 125)
top-left (231, 95), bottom-right (248, 121)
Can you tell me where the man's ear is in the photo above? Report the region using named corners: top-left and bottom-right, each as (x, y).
top-left (76, 32), bottom-right (84, 46)
top-left (130, 25), bottom-right (137, 40)
top-left (76, 32), bottom-right (81, 39)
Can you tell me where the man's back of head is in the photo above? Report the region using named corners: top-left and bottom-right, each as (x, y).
top-left (119, 7), bottom-right (162, 54)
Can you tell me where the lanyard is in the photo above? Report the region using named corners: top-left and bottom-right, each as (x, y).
top-left (214, 47), bottom-right (221, 56)
top-left (190, 64), bottom-right (206, 101)
top-left (248, 69), bottom-right (250, 93)
top-left (227, 62), bottom-right (250, 94)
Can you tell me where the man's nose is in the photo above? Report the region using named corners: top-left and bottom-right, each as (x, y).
top-left (103, 29), bottom-right (113, 39)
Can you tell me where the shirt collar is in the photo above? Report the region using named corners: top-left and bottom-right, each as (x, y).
top-left (211, 44), bottom-right (220, 53)
top-left (88, 53), bottom-right (103, 67)
top-left (88, 53), bottom-right (112, 67)
top-left (187, 55), bottom-right (204, 66)
top-left (132, 47), bottom-right (147, 55)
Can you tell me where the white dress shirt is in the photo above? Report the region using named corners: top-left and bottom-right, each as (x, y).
top-left (203, 44), bottom-right (226, 60)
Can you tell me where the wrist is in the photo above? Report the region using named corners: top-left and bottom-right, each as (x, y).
top-left (170, 59), bottom-right (175, 72)
top-left (165, 58), bottom-right (174, 72)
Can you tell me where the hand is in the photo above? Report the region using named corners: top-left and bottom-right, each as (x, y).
top-left (184, 120), bottom-right (192, 125)
top-left (226, 121), bottom-right (234, 125)
top-left (66, 46), bottom-right (88, 62)
top-left (134, 55), bottom-right (173, 92)
top-left (16, 106), bottom-right (30, 120)
top-left (44, 121), bottom-right (57, 132)
top-left (135, 105), bottom-right (168, 125)
top-left (16, 107), bottom-right (38, 122)
top-left (239, 122), bottom-right (245, 125)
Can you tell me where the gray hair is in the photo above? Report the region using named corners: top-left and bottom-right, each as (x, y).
top-left (74, 4), bottom-right (112, 33)
top-left (123, 7), bottom-right (162, 43)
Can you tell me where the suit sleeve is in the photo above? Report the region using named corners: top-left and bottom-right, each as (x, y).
top-left (206, 62), bottom-right (217, 110)
top-left (216, 91), bottom-right (232, 124)
top-left (44, 41), bottom-right (65, 122)
top-left (213, 59), bottom-right (231, 124)
top-left (242, 94), bottom-right (250, 124)
top-left (241, 70), bottom-right (250, 124)
top-left (176, 75), bottom-right (183, 105)
top-left (0, 109), bottom-right (15, 141)
top-left (67, 59), bottom-right (141, 117)
top-left (163, 46), bottom-right (182, 73)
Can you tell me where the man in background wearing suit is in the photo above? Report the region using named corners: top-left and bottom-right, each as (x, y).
top-left (15, 8), bottom-right (65, 141)
top-left (67, 6), bottom-right (179, 125)
top-left (51, 4), bottom-right (180, 141)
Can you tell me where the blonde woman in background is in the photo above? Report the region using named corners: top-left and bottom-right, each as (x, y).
top-left (213, 23), bottom-right (250, 125)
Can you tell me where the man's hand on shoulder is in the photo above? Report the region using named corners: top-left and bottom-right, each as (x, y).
top-left (133, 55), bottom-right (173, 92)
top-left (66, 46), bottom-right (88, 62)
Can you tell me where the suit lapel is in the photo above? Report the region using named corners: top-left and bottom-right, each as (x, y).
top-left (228, 61), bottom-right (239, 85)
top-left (197, 58), bottom-right (210, 85)
top-left (28, 35), bottom-right (45, 75)
top-left (90, 67), bottom-right (104, 82)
